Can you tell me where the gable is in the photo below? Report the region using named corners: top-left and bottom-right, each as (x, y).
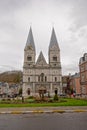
top-left (36, 51), bottom-right (47, 66)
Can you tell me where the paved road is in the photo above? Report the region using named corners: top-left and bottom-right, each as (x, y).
top-left (0, 113), bottom-right (87, 130)
top-left (0, 106), bottom-right (87, 112)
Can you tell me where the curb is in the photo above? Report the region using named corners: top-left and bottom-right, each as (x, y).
top-left (0, 110), bottom-right (87, 114)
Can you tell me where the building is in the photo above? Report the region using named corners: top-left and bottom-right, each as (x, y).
top-left (23, 27), bottom-right (62, 98)
top-left (0, 82), bottom-right (9, 97)
top-left (0, 82), bottom-right (21, 98)
top-left (79, 53), bottom-right (87, 96)
top-left (62, 75), bottom-right (69, 94)
top-left (70, 73), bottom-right (81, 96)
top-left (62, 73), bottom-right (81, 97)
top-left (8, 84), bottom-right (20, 97)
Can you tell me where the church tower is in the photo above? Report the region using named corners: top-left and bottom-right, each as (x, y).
top-left (23, 27), bottom-right (36, 97)
top-left (49, 28), bottom-right (61, 68)
top-left (23, 27), bottom-right (62, 98)
top-left (48, 27), bottom-right (62, 94)
top-left (24, 27), bottom-right (36, 68)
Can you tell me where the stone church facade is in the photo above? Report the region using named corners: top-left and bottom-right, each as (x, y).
top-left (23, 27), bottom-right (62, 98)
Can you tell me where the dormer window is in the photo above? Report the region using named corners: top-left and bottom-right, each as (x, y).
top-left (27, 56), bottom-right (32, 61)
top-left (53, 56), bottom-right (57, 61)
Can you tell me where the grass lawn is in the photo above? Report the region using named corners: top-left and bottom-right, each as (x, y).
top-left (0, 98), bottom-right (87, 107)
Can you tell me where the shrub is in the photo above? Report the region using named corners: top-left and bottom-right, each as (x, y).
top-left (7, 98), bottom-right (11, 101)
top-left (48, 98), bottom-right (53, 102)
top-left (1, 98), bottom-right (6, 101)
top-left (28, 99), bottom-right (35, 103)
top-left (28, 96), bottom-right (34, 99)
top-left (19, 88), bottom-right (22, 95)
top-left (54, 94), bottom-right (58, 101)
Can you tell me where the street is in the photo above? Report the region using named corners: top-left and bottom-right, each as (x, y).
top-left (0, 113), bottom-right (87, 130)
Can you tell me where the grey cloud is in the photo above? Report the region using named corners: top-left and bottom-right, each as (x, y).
top-left (0, 0), bottom-right (30, 12)
top-left (62, 64), bottom-right (79, 75)
top-left (0, 0), bottom-right (86, 75)
top-left (70, 0), bottom-right (87, 31)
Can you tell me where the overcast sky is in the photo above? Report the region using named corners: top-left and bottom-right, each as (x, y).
top-left (0, 0), bottom-right (87, 75)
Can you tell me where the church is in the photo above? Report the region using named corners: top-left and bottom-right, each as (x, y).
top-left (22, 27), bottom-right (62, 98)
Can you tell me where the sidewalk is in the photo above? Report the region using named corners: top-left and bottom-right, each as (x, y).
top-left (0, 106), bottom-right (87, 114)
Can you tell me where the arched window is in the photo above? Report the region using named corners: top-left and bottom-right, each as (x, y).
top-left (41, 73), bottom-right (44, 82)
top-left (28, 77), bottom-right (30, 82)
top-left (45, 76), bottom-right (47, 82)
top-left (27, 88), bottom-right (30, 95)
top-left (55, 77), bottom-right (57, 82)
top-left (53, 56), bottom-right (57, 61)
top-left (38, 76), bottom-right (40, 82)
top-left (27, 56), bottom-right (32, 61)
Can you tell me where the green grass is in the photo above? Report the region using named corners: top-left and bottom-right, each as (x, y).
top-left (0, 98), bottom-right (87, 107)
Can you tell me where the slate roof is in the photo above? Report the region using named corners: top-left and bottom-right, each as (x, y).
top-left (26, 27), bottom-right (35, 50)
top-left (36, 51), bottom-right (47, 65)
top-left (49, 27), bottom-right (60, 50)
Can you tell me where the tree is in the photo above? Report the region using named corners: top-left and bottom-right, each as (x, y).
top-left (38, 88), bottom-right (46, 100)
top-left (66, 77), bottom-right (74, 97)
top-left (19, 88), bottom-right (22, 96)
top-left (54, 89), bottom-right (58, 101)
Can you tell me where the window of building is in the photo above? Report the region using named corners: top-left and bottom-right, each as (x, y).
top-left (38, 76), bottom-right (40, 82)
top-left (27, 56), bottom-right (32, 61)
top-left (45, 76), bottom-right (47, 82)
top-left (41, 73), bottom-right (44, 82)
top-left (54, 64), bottom-right (56, 66)
top-left (85, 54), bottom-right (87, 61)
top-left (86, 64), bottom-right (87, 70)
top-left (81, 75), bottom-right (85, 82)
top-left (81, 66), bottom-right (84, 72)
top-left (86, 72), bottom-right (87, 80)
top-left (53, 56), bottom-right (57, 61)
top-left (28, 77), bottom-right (30, 82)
top-left (27, 88), bottom-right (30, 95)
top-left (55, 77), bottom-right (57, 82)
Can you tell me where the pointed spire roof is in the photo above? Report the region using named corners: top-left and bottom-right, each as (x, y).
top-left (26, 27), bottom-right (35, 50)
top-left (36, 51), bottom-right (47, 65)
top-left (49, 27), bottom-right (60, 50)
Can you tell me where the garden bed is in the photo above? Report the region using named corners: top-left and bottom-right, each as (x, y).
top-left (0, 98), bottom-right (87, 107)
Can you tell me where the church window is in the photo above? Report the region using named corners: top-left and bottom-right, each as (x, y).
top-left (45, 76), bottom-right (47, 82)
top-left (55, 77), bottom-right (57, 82)
top-left (27, 88), bottom-right (30, 95)
top-left (27, 56), bottom-right (32, 61)
top-left (53, 56), bottom-right (57, 61)
top-left (28, 77), bottom-right (30, 82)
top-left (41, 73), bottom-right (44, 82)
top-left (38, 76), bottom-right (40, 82)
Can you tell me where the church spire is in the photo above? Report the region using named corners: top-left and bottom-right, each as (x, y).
top-left (49, 27), bottom-right (60, 50)
top-left (26, 27), bottom-right (35, 50)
